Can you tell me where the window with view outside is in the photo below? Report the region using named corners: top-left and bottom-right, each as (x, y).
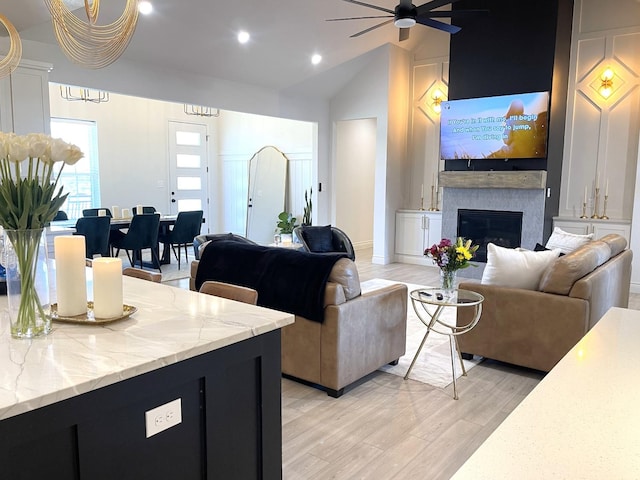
top-left (50, 118), bottom-right (101, 220)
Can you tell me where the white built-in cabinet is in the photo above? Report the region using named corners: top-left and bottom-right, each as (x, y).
top-left (553, 217), bottom-right (631, 244)
top-left (395, 210), bottom-right (442, 265)
top-left (0, 60), bottom-right (52, 135)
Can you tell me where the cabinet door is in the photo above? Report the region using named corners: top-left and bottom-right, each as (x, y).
top-left (395, 213), bottom-right (427, 256)
top-left (10, 64), bottom-right (51, 134)
top-left (592, 223), bottom-right (631, 243)
top-left (553, 220), bottom-right (590, 235)
top-left (426, 214), bottom-right (442, 250)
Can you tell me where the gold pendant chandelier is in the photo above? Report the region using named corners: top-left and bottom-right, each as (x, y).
top-left (44, 0), bottom-right (139, 69)
top-left (0, 13), bottom-right (22, 79)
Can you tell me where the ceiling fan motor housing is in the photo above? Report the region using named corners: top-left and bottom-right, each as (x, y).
top-left (394, 4), bottom-right (417, 28)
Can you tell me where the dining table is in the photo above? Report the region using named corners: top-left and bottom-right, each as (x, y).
top-left (49, 214), bottom-right (186, 265)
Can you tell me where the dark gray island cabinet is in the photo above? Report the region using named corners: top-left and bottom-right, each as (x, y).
top-left (0, 277), bottom-right (293, 479)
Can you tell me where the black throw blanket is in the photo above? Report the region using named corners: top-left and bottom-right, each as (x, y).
top-left (195, 241), bottom-right (346, 322)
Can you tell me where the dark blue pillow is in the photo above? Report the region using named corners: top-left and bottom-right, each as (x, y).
top-left (302, 225), bottom-right (334, 252)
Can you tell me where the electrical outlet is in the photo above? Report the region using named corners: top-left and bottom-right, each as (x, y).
top-left (145, 398), bottom-right (182, 438)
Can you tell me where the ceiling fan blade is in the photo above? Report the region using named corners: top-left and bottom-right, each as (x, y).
top-left (341, 0), bottom-right (394, 15)
top-left (327, 15), bottom-right (393, 21)
top-left (415, 16), bottom-right (462, 34)
top-left (350, 18), bottom-right (394, 37)
top-left (416, 0), bottom-right (464, 17)
top-left (425, 9), bottom-right (489, 19)
top-left (399, 27), bottom-right (410, 42)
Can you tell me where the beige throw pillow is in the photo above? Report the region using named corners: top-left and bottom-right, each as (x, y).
top-left (481, 243), bottom-right (561, 290)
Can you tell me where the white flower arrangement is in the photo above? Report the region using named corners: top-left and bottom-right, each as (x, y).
top-left (0, 132), bottom-right (83, 230)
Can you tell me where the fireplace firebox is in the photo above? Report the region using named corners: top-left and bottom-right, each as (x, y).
top-left (457, 209), bottom-right (523, 263)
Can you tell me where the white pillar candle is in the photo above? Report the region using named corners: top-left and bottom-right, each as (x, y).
top-left (92, 258), bottom-right (123, 319)
top-left (136, 204), bottom-right (143, 215)
top-left (121, 208), bottom-right (131, 218)
top-left (54, 236), bottom-right (87, 316)
top-left (98, 209), bottom-right (106, 217)
top-left (111, 206), bottom-right (120, 218)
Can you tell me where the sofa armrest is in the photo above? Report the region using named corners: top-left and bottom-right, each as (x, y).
top-left (320, 283), bottom-right (408, 390)
top-left (457, 281), bottom-right (589, 372)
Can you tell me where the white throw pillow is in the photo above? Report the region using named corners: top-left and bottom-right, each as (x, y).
top-left (481, 243), bottom-right (561, 290)
top-left (545, 227), bottom-right (593, 254)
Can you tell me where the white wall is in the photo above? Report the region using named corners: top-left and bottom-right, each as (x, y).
top-left (49, 86), bottom-right (314, 237)
top-left (215, 110), bottom-right (314, 235)
top-left (329, 44), bottom-right (411, 264)
top-left (335, 118), bottom-right (376, 248)
top-left (559, 0), bottom-right (640, 221)
top-left (559, 0), bottom-right (640, 291)
top-left (11, 37), bottom-right (331, 225)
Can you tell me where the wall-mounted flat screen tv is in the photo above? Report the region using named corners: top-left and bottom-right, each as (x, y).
top-left (440, 91), bottom-right (550, 161)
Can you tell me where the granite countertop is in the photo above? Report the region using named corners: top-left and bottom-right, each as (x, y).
top-left (0, 276), bottom-right (294, 420)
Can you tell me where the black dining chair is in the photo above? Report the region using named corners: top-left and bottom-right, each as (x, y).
top-left (111, 213), bottom-right (162, 271)
top-left (74, 216), bottom-right (111, 258)
top-left (158, 210), bottom-right (203, 269)
top-left (131, 206), bottom-right (156, 215)
top-left (53, 210), bottom-right (68, 221)
top-left (82, 208), bottom-right (112, 217)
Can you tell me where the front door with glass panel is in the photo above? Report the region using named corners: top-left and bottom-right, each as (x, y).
top-left (168, 121), bottom-right (208, 230)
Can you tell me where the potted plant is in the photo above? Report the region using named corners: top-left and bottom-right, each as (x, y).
top-left (277, 211), bottom-right (297, 243)
top-left (302, 187), bottom-right (312, 226)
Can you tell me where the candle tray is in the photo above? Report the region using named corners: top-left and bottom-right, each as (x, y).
top-left (51, 302), bottom-right (137, 325)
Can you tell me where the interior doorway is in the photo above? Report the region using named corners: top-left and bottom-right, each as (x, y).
top-left (335, 118), bottom-right (376, 253)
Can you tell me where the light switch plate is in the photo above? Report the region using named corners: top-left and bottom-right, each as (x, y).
top-left (145, 398), bottom-right (182, 438)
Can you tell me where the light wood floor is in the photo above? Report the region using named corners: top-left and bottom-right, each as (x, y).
top-left (165, 247), bottom-right (637, 479)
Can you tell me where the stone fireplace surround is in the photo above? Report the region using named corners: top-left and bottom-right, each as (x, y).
top-left (440, 171), bottom-right (547, 279)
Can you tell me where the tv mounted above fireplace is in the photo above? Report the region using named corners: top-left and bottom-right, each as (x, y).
top-left (440, 91), bottom-right (550, 161)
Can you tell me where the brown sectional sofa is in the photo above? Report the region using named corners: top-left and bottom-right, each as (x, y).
top-left (456, 234), bottom-right (632, 372)
top-left (191, 254), bottom-right (408, 397)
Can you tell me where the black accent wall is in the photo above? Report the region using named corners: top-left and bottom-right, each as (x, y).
top-left (446, 0), bottom-right (574, 237)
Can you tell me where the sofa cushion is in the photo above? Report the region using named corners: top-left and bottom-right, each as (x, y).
top-left (599, 234), bottom-right (627, 258)
top-left (545, 227), bottom-right (593, 254)
top-left (301, 225), bottom-right (334, 252)
top-left (538, 240), bottom-right (612, 295)
top-left (328, 258), bottom-right (361, 300)
top-left (481, 243), bottom-right (561, 290)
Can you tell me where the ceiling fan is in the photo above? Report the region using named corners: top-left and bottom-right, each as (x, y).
top-left (328, 0), bottom-right (486, 41)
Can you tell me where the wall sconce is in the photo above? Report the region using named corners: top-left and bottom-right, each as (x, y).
top-left (60, 86), bottom-right (110, 103)
top-left (599, 67), bottom-right (614, 98)
top-left (183, 105), bottom-right (220, 117)
top-left (431, 89), bottom-right (445, 114)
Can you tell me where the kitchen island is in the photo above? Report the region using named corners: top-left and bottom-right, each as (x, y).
top-left (0, 274), bottom-right (293, 479)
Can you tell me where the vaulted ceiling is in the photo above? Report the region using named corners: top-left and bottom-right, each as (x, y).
top-left (2, 0), bottom-right (452, 96)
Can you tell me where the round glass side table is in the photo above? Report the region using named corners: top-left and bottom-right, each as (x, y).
top-left (404, 287), bottom-right (484, 400)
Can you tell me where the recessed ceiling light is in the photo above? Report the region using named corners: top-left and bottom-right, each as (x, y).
top-left (138, 1), bottom-right (153, 15)
top-left (238, 31), bottom-right (250, 44)
top-left (311, 54), bottom-right (322, 65)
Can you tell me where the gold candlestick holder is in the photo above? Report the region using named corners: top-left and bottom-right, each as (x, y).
top-left (600, 195), bottom-right (609, 219)
top-left (591, 188), bottom-right (600, 219)
top-left (580, 202), bottom-right (588, 219)
top-left (428, 185), bottom-right (440, 211)
top-left (420, 193), bottom-right (425, 211)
